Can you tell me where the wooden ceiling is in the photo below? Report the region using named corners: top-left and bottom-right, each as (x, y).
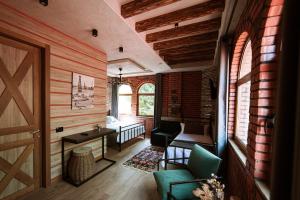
top-left (121, 0), bottom-right (225, 68)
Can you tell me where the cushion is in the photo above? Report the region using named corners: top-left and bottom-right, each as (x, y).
top-left (153, 169), bottom-right (198, 200)
top-left (187, 144), bottom-right (221, 179)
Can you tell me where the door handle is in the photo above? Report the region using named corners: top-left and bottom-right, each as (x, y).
top-left (31, 130), bottom-right (40, 138)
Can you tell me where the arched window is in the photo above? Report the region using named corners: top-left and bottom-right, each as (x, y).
top-left (235, 40), bottom-right (252, 146)
top-left (138, 83), bottom-right (155, 116)
top-left (118, 84), bottom-right (132, 115)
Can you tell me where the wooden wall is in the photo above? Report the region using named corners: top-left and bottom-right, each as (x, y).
top-left (0, 2), bottom-right (107, 181)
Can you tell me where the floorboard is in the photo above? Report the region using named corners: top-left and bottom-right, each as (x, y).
top-left (23, 138), bottom-right (161, 200)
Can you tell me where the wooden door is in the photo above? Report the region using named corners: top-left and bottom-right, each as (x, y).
top-left (0, 36), bottom-right (41, 200)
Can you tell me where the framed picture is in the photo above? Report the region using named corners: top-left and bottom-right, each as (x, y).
top-left (72, 73), bottom-right (95, 109)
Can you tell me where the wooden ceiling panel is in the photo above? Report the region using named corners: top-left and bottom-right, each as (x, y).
top-left (146, 17), bottom-right (221, 43)
top-left (121, 0), bottom-right (180, 18)
top-left (135, 0), bottom-right (225, 32)
top-left (153, 31), bottom-right (219, 50)
top-left (159, 42), bottom-right (216, 56)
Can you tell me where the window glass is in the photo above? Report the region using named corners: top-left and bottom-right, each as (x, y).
top-left (138, 83), bottom-right (155, 116)
top-left (139, 83), bottom-right (155, 93)
top-left (235, 40), bottom-right (252, 146)
top-left (118, 84), bottom-right (132, 114)
top-left (119, 84), bottom-right (132, 94)
top-left (239, 41), bottom-right (252, 78)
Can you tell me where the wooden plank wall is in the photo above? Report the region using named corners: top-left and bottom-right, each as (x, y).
top-left (0, 2), bottom-right (107, 181)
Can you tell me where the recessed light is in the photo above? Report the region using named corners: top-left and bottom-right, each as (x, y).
top-left (92, 29), bottom-right (98, 37)
top-left (39, 0), bottom-right (48, 6)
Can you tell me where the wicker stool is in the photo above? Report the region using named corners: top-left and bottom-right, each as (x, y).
top-left (67, 146), bottom-right (95, 184)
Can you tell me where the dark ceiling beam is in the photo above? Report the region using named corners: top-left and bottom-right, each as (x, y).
top-left (121, 0), bottom-right (180, 18)
top-left (170, 60), bottom-right (214, 68)
top-left (146, 17), bottom-right (221, 43)
top-left (161, 49), bottom-right (216, 58)
top-left (135, 0), bottom-right (225, 32)
top-left (159, 42), bottom-right (216, 56)
top-left (165, 55), bottom-right (215, 65)
top-left (153, 31), bottom-right (219, 50)
top-left (163, 52), bottom-right (215, 61)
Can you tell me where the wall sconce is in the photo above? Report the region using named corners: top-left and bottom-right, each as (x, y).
top-left (119, 46), bottom-right (124, 53)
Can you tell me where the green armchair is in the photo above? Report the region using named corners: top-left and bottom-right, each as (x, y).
top-left (153, 144), bottom-right (222, 200)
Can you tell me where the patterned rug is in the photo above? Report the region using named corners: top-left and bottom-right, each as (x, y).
top-left (123, 146), bottom-right (164, 172)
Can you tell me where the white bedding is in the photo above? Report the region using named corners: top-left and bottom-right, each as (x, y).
top-left (162, 147), bottom-right (192, 166)
top-left (106, 116), bottom-right (145, 144)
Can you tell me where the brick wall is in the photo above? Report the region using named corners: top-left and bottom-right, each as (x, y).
top-left (227, 0), bottom-right (284, 199)
top-left (161, 69), bottom-right (217, 134)
top-left (200, 67), bottom-right (217, 126)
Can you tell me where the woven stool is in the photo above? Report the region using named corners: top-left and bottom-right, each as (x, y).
top-left (67, 146), bottom-right (95, 184)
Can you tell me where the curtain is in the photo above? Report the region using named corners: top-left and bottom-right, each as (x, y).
top-left (154, 73), bottom-right (162, 128)
top-left (111, 83), bottom-right (118, 118)
top-left (216, 40), bottom-right (229, 158)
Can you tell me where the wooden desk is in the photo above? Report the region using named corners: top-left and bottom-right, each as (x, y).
top-left (62, 128), bottom-right (116, 187)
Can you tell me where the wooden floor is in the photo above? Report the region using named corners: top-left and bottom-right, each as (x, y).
top-left (23, 138), bottom-right (161, 200)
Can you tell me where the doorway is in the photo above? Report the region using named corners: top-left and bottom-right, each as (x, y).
top-left (0, 35), bottom-right (43, 199)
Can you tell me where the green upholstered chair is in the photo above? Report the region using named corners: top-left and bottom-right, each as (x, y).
top-left (153, 144), bottom-right (222, 200)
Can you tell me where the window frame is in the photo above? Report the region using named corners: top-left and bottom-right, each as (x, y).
top-left (234, 39), bottom-right (252, 153)
top-left (137, 83), bottom-right (155, 117)
top-left (118, 84), bottom-right (133, 115)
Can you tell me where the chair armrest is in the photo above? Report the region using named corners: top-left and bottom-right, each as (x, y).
top-left (151, 128), bottom-right (160, 134)
top-left (168, 176), bottom-right (223, 198)
top-left (157, 157), bottom-right (189, 170)
top-left (169, 179), bottom-right (207, 195)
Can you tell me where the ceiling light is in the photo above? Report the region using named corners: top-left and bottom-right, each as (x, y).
top-left (92, 29), bottom-right (98, 37)
top-left (39, 0), bottom-right (48, 6)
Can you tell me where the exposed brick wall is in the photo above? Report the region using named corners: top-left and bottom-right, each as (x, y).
top-left (161, 70), bottom-right (217, 134)
top-left (200, 67), bottom-right (217, 126)
top-left (227, 0), bottom-right (284, 199)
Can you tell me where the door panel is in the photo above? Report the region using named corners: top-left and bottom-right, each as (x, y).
top-left (0, 36), bottom-right (40, 200)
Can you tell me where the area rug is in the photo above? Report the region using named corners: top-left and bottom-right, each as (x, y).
top-left (123, 146), bottom-right (164, 172)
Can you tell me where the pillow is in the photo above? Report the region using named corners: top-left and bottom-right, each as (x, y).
top-left (187, 144), bottom-right (221, 179)
top-left (106, 116), bottom-right (113, 124)
top-left (106, 116), bottom-right (119, 124)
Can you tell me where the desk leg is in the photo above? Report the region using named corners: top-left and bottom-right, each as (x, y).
top-left (61, 140), bottom-right (65, 179)
top-left (164, 136), bottom-right (168, 170)
top-left (102, 135), bottom-right (104, 159)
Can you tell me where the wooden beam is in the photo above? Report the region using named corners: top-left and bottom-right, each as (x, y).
top-left (165, 56), bottom-right (214, 65)
top-left (153, 31), bottom-right (218, 50)
top-left (163, 52), bottom-right (215, 62)
top-left (146, 17), bottom-right (221, 43)
top-left (170, 60), bottom-right (214, 68)
top-left (159, 42), bottom-right (216, 56)
top-left (121, 0), bottom-right (180, 18)
top-left (162, 50), bottom-right (215, 60)
top-left (135, 0), bottom-right (224, 32)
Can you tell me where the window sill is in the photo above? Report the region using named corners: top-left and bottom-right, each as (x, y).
top-left (228, 139), bottom-right (270, 200)
top-left (228, 139), bottom-right (247, 167)
top-left (255, 179), bottom-right (270, 200)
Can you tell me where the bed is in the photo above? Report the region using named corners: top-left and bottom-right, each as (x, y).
top-left (162, 132), bottom-right (216, 167)
top-left (106, 116), bottom-right (146, 151)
